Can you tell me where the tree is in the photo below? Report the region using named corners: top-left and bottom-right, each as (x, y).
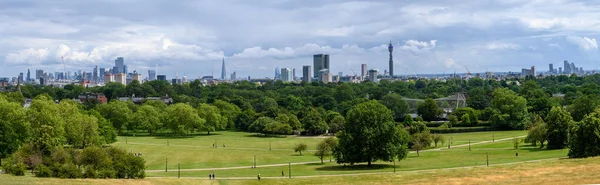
top-left (453, 107), bottom-right (478, 126)
top-left (301, 107), bottom-right (328, 135)
top-left (197, 103), bottom-right (227, 135)
top-left (467, 87), bottom-right (491, 110)
top-left (412, 132), bottom-right (432, 156)
top-left (461, 114), bottom-right (471, 126)
top-left (334, 100), bottom-right (411, 166)
top-left (545, 106), bottom-right (572, 149)
top-left (381, 93), bottom-right (410, 121)
top-left (133, 105), bottom-right (162, 135)
top-left (403, 115), bottom-right (414, 125)
top-left (165, 103), bottom-right (205, 136)
top-left (235, 109), bottom-right (256, 131)
top-left (315, 140), bottom-right (332, 164)
top-left (525, 115), bottom-right (547, 148)
top-left (570, 95), bottom-right (600, 122)
top-left (276, 113), bottom-right (302, 131)
top-left (0, 97), bottom-right (29, 161)
top-left (447, 115), bottom-right (457, 128)
top-left (432, 134), bottom-right (445, 148)
top-left (328, 115), bottom-right (345, 134)
top-left (490, 88), bottom-right (529, 130)
top-left (95, 100), bottom-right (132, 134)
top-left (513, 138), bottom-right (522, 150)
top-left (28, 95), bottom-right (66, 155)
top-left (294, 143), bottom-right (307, 155)
top-left (417, 98), bottom-right (442, 121)
top-left (568, 109), bottom-right (600, 158)
top-left (257, 97), bottom-right (279, 118)
top-left (213, 100), bottom-right (241, 129)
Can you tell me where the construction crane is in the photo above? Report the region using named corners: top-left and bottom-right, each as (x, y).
top-left (464, 65), bottom-right (471, 78)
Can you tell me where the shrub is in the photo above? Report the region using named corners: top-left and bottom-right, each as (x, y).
top-left (2, 156), bottom-right (26, 176)
top-left (35, 164), bottom-right (52, 177)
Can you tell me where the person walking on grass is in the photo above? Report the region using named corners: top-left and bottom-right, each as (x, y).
top-left (282, 170), bottom-right (284, 177)
top-left (257, 173), bottom-right (261, 181)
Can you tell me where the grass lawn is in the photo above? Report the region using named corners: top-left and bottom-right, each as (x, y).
top-left (2, 156), bottom-right (599, 185)
top-left (147, 138), bottom-right (566, 178)
top-left (112, 130), bottom-right (527, 170)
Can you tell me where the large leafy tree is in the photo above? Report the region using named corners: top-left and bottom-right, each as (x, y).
top-left (165, 103), bottom-right (205, 136)
top-left (301, 107), bottom-right (328, 135)
top-left (0, 96), bottom-right (29, 161)
top-left (568, 109), bottom-right (600, 158)
top-left (133, 105), bottom-right (162, 135)
top-left (490, 88), bottom-right (529, 129)
top-left (570, 94), bottom-right (600, 122)
top-left (197, 103), bottom-right (227, 135)
top-left (213, 100), bottom-right (241, 129)
top-left (380, 93), bottom-right (410, 121)
top-left (417, 98), bottom-right (441, 121)
top-left (95, 100), bottom-right (132, 134)
top-left (545, 106), bottom-right (572, 149)
top-left (334, 100), bottom-right (410, 166)
top-left (28, 94), bottom-right (66, 155)
top-left (466, 87), bottom-right (491, 110)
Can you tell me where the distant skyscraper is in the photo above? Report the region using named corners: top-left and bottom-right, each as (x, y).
top-left (570, 63), bottom-right (576, 74)
top-left (281, 68), bottom-right (293, 82)
top-left (148, 70), bottom-right (156, 81)
top-left (123, 65), bottom-right (128, 75)
top-left (132, 70), bottom-right (142, 83)
top-left (368, 69), bottom-right (379, 82)
top-left (26, 69), bottom-right (31, 82)
top-left (274, 67), bottom-right (281, 79)
top-left (115, 73), bottom-right (126, 85)
top-left (230, 72), bottom-right (236, 81)
top-left (549, 64), bottom-right (554, 74)
top-left (157, 75), bottom-right (167, 81)
top-left (99, 68), bottom-right (105, 82)
top-left (292, 68), bottom-right (296, 81)
top-left (221, 58), bottom-right (226, 80)
top-left (18, 72), bottom-right (23, 83)
top-left (36, 69), bottom-right (43, 80)
top-left (361, 64), bottom-right (367, 77)
top-left (388, 41), bottom-right (394, 77)
top-left (114, 57), bottom-right (124, 74)
top-left (319, 69), bottom-right (331, 83)
top-left (104, 73), bottom-right (114, 83)
top-left (302, 65), bottom-right (311, 82)
top-left (563, 60), bottom-right (570, 74)
top-left (313, 54), bottom-right (330, 79)
top-left (93, 66), bottom-right (99, 84)
top-left (559, 67), bottom-right (562, 74)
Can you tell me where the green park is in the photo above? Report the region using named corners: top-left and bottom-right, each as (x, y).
top-left (3, 76), bottom-right (600, 184)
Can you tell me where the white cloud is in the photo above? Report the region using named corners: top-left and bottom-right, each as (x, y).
top-left (566, 36), bottom-right (598, 51)
top-left (484, 43), bottom-right (521, 50)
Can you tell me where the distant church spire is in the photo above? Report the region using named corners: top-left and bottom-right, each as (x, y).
top-left (221, 58), bottom-right (226, 80)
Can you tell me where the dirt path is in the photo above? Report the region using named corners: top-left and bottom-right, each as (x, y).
top-left (145, 135), bottom-right (526, 173)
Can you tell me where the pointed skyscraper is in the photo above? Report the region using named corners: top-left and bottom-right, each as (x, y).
top-left (388, 41), bottom-right (394, 77)
top-left (221, 58), bottom-right (226, 80)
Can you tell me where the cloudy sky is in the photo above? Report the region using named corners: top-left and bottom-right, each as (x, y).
top-left (1, 0), bottom-right (600, 79)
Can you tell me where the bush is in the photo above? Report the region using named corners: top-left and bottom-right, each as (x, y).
top-left (2, 156), bottom-right (26, 176)
top-left (35, 164), bottom-right (52, 177)
top-left (53, 163), bottom-right (82, 179)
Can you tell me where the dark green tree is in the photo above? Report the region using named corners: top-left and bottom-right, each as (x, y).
top-left (380, 93), bottom-right (410, 121)
top-left (545, 106), bottom-right (572, 149)
top-left (568, 109), bottom-right (600, 158)
top-left (417, 98), bottom-right (441, 121)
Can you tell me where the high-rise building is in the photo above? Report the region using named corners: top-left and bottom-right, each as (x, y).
top-left (115, 73), bottom-right (126, 85)
top-left (563, 60), bottom-right (570, 74)
top-left (274, 67), bottom-right (280, 80)
top-left (148, 70), bottom-right (156, 81)
top-left (157, 75), bottom-right (167, 81)
top-left (281, 68), bottom-right (293, 82)
top-left (18, 72), bottom-right (23, 83)
top-left (123, 65), bottom-right (128, 75)
top-left (580, 67), bottom-right (584, 74)
top-left (320, 69), bottom-right (332, 83)
top-left (292, 68), bottom-right (296, 81)
top-left (368, 69), bottom-right (379, 82)
top-left (388, 41), bottom-right (394, 77)
top-left (361, 64), bottom-right (367, 77)
top-left (570, 63), bottom-right (576, 74)
top-left (114, 57), bottom-right (124, 74)
top-left (99, 68), bottom-right (105, 82)
top-left (132, 71), bottom-right (142, 83)
top-left (302, 65), bottom-right (311, 82)
top-left (26, 69), bottom-right (31, 82)
top-left (522, 66), bottom-right (536, 77)
top-left (221, 58), bottom-right (226, 80)
top-left (104, 73), bottom-right (114, 83)
top-left (559, 67), bottom-right (562, 74)
top-left (549, 64), bottom-right (554, 74)
top-left (230, 72), bottom-right (236, 81)
top-left (36, 69), bottom-right (44, 80)
top-left (93, 66), bottom-right (99, 84)
top-left (313, 54), bottom-right (330, 79)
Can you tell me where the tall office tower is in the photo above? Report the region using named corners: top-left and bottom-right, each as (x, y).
top-left (274, 67), bottom-right (281, 79)
top-left (313, 54), bottom-right (330, 79)
top-left (319, 69), bottom-right (331, 83)
top-left (115, 73), bottom-right (126, 85)
top-left (368, 69), bottom-right (379, 82)
top-left (26, 69), bottom-right (31, 82)
top-left (570, 63), bottom-right (576, 74)
top-left (580, 67), bottom-right (584, 74)
top-left (114, 57), bottom-right (124, 74)
top-left (157, 75), bottom-right (167, 81)
top-left (281, 68), bottom-right (293, 82)
top-left (230, 72), bottom-right (236, 81)
top-left (292, 68), bottom-right (296, 80)
top-left (563, 60), bottom-right (570, 74)
top-left (148, 70), bottom-right (156, 81)
top-left (302, 65), bottom-right (312, 82)
top-left (18, 73), bottom-right (24, 83)
top-left (549, 64), bottom-right (554, 74)
top-left (123, 65), bottom-right (128, 75)
top-left (361, 64), bottom-right (367, 77)
top-left (221, 58), bottom-right (226, 80)
top-left (93, 66), bottom-right (98, 84)
top-left (99, 68), bottom-right (105, 82)
top-left (559, 67), bottom-right (562, 74)
top-left (36, 69), bottom-right (43, 80)
top-left (388, 41), bottom-right (394, 77)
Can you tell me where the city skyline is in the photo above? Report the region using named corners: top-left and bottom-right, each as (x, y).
top-left (1, 0), bottom-right (600, 78)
